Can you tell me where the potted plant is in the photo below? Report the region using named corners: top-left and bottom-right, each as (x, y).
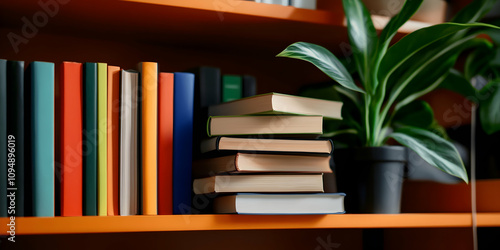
top-left (277, 0), bottom-right (500, 213)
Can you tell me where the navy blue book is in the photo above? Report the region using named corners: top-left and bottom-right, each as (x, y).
top-left (0, 59), bottom-right (7, 217)
top-left (173, 72), bottom-right (195, 214)
top-left (242, 75), bottom-right (257, 98)
top-left (7, 61), bottom-right (25, 217)
top-left (189, 66), bottom-right (221, 157)
top-left (190, 66), bottom-right (221, 108)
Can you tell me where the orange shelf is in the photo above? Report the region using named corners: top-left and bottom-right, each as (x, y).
top-left (0, 0), bottom-right (430, 55)
top-left (1, 213), bottom-right (499, 235)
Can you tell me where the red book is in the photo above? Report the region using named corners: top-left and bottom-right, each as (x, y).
top-left (60, 62), bottom-right (83, 216)
top-left (158, 72), bottom-right (174, 215)
top-left (107, 65), bottom-right (120, 215)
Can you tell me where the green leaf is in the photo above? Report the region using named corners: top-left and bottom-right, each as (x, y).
top-left (342, 0), bottom-right (378, 92)
top-left (339, 56), bottom-right (357, 74)
top-left (379, 23), bottom-right (499, 87)
top-left (382, 29), bottom-right (498, 120)
top-left (392, 48), bottom-right (458, 104)
top-left (389, 127), bottom-right (468, 183)
top-left (372, 0), bottom-right (423, 93)
top-left (428, 120), bottom-right (450, 140)
top-left (451, 0), bottom-right (497, 24)
top-left (277, 42), bottom-right (365, 93)
top-left (334, 85), bottom-right (362, 110)
top-left (389, 38), bottom-right (490, 108)
top-left (479, 81), bottom-right (500, 134)
top-left (440, 69), bottom-right (478, 99)
top-left (378, 0), bottom-right (423, 54)
top-left (464, 40), bottom-right (495, 80)
top-left (393, 101), bottom-right (434, 129)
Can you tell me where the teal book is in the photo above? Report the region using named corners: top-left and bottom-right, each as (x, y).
top-left (222, 75), bottom-right (242, 102)
top-left (0, 59), bottom-right (6, 217)
top-left (83, 63), bottom-right (98, 216)
top-left (7, 61), bottom-right (25, 217)
top-left (29, 61), bottom-right (55, 217)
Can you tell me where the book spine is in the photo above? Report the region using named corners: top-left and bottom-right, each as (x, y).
top-left (7, 61), bottom-right (25, 217)
top-left (0, 60), bottom-right (7, 217)
top-left (242, 75), bottom-right (257, 98)
top-left (120, 70), bottom-right (138, 216)
top-left (290, 0), bottom-right (316, 9)
top-left (83, 62), bottom-right (98, 216)
top-left (139, 62), bottom-right (158, 215)
top-left (260, 0), bottom-right (289, 6)
top-left (158, 73), bottom-right (174, 215)
top-left (191, 67), bottom-right (221, 157)
top-left (173, 72), bottom-right (195, 214)
top-left (221, 75), bottom-right (242, 102)
top-left (107, 66), bottom-right (120, 216)
top-left (31, 62), bottom-right (55, 217)
top-left (97, 62), bottom-right (108, 216)
top-left (197, 67), bottom-right (221, 107)
top-left (60, 62), bottom-right (83, 217)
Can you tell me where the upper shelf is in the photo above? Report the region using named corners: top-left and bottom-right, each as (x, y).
top-left (0, 0), bottom-right (431, 54)
top-left (1, 213), bottom-right (499, 235)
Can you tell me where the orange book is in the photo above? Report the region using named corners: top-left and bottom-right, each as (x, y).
top-left (107, 66), bottom-right (120, 215)
top-left (158, 73), bottom-right (174, 215)
top-left (60, 62), bottom-right (83, 216)
top-left (139, 62), bottom-right (158, 215)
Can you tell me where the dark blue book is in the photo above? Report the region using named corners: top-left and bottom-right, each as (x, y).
top-left (0, 59), bottom-right (7, 217)
top-left (173, 72), bottom-right (194, 214)
top-left (242, 75), bottom-right (257, 98)
top-left (190, 66), bottom-right (221, 108)
top-left (83, 63), bottom-right (98, 216)
top-left (7, 61), bottom-right (25, 217)
top-left (189, 66), bottom-right (221, 157)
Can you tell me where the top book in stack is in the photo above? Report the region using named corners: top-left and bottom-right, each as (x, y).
top-left (208, 92), bottom-right (343, 120)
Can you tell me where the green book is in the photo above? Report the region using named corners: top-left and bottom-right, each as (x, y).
top-left (83, 63), bottom-right (98, 216)
top-left (97, 63), bottom-right (107, 216)
top-left (222, 75), bottom-right (242, 102)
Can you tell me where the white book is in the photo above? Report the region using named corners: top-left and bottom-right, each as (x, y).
top-left (256, 0), bottom-right (289, 6)
top-left (120, 70), bottom-right (139, 216)
top-left (214, 193), bottom-right (345, 214)
top-left (290, 0), bottom-right (316, 9)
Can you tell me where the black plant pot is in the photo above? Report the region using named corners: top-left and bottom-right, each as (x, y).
top-left (334, 146), bottom-right (407, 214)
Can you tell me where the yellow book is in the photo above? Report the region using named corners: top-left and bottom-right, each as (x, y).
top-left (139, 62), bottom-right (158, 215)
top-left (97, 63), bottom-right (107, 216)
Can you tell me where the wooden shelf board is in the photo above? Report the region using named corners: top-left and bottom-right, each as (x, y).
top-left (0, 0), bottom-right (430, 55)
top-left (1, 213), bottom-right (499, 235)
top-left (124, 0), bottom-right (343, 26)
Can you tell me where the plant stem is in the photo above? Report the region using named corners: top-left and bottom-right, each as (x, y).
top-left (363, 94), bottom-right (371, 146)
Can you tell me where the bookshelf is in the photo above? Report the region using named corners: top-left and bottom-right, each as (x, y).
top-left (1, 213), bottom-right (500, 235)
top-left (0, 0), bottom-right (497, 249)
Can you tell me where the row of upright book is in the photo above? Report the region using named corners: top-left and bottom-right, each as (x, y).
top-left (0, 60), bottom-right (200, 217)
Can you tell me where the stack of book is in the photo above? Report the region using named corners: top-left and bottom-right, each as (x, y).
top-left (192, 93), bottom-right (346, 214)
